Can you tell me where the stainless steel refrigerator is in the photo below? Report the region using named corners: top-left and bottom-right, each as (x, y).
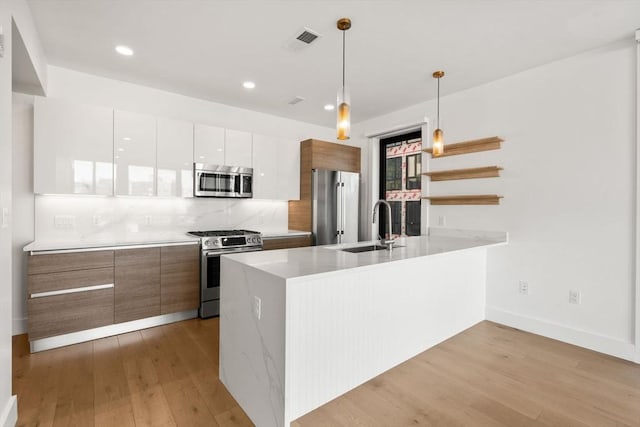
top-left (312, 169), bottom-right (359, 245)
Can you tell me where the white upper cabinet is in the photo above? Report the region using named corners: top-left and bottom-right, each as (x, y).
top-left (157, 118), bottom-right (194, 198)
top-left (224, 129), bottom-right (252, 167)
top-left (114, 110), bottom-right (157, 196)
top-left (278, 138), bottom-right (300, 200)
top-left (194, 124), bottom-right (225, 165)
top-left (34, 97), bottom-right (114, 195)
top-left (252, 135), bottom-right (300, 200)
top-left (252, 134), bottom-right (279, 200)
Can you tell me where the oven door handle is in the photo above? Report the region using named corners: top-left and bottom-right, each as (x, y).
top-left (202, 247), bottom-right (263, 257)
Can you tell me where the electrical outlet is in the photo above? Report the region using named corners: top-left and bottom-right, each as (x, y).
top-left (569, 290), bottom-right (581, 304)
top-left (144, 215), bottom-right (152, 225)
top-left (93, 215), bottom-right (102, 226)
top-left (253, 296), bottom-right (262, 320)
top-left (519, 281), bottom-right (529, 295)
top-left (54, 215), bottom-right (76, 229)
top-left (438, 216), bottom-right (446, 226)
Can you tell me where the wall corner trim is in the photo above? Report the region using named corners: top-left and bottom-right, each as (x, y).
top-left (0, 395), bottom-right (17, 427)
top-left (486, 307), bottom-right (637, 363)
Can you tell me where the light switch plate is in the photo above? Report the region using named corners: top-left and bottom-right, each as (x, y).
top-left (1, 207), bottom-right (8, 228)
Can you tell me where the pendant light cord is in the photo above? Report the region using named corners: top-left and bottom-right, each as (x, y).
top-left (342, 30), bottom-right (346, 96)
top-left (436, 76), bottom-right (440, 129)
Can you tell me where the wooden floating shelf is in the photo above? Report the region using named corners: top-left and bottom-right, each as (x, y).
top-left (424, 136), bottom-right (504, 157)
top-left (423, 195), bottom-right (503, 205)
top-left (423, 166), bottom-right (503, 181)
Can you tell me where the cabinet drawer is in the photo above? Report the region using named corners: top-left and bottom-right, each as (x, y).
top-left (28, 287), bottom-right (114, 340)
top-left (28, 267), bottom-right (114, 295)
top-left (263, 236), bottom-right (312, 251)
top-left (28, 250), bottom-right (114, 275)
top-left (160, 245), bottom-right (199, 314)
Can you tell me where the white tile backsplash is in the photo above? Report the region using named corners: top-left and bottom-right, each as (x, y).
top-left (34, 195), bottom-right (288, 241)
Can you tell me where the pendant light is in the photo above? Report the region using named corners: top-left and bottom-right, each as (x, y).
top-left (432, 70), bottom-right (445, 156)
top-left (336, 18), bottom-right (351, 140)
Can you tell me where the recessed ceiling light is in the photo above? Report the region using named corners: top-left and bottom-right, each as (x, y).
top-left (123, 137), bottom-right (131, 141)
top-left (324, 104), bottom-right (335, 111)
top-left (117, 147), bottom-right (125, 152)
top-left (243, 81), bottom-right (256, 89)
top-left (115, 45), bottom-right (134, 56)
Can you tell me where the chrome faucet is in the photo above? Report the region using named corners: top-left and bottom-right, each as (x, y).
top-left (372, 200), bottom-right (395, 251)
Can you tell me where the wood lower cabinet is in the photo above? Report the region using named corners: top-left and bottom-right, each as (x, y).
top-left (27, 251), bottom-right (115, 340)
top-left (27, 243), bottom-right (200, 347)
top-left (160, 245), bottom-right (199, 314)
top-left (263, 235), bottom-right (312, 250)
top-left (114, 248), bottom-right (161, 323)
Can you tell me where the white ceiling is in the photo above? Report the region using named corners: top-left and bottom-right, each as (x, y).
top-left (26, 0), bottom-right (640, 127)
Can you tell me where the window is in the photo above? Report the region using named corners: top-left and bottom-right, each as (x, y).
top-left (379, 130), bottom-right (422, 238)
top-left (385, 157), bottom-right (402, 191)
top-left (406, 154), bottom-right (421, 190)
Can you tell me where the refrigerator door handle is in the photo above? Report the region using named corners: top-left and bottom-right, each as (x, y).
top-left (336, 181), bottom-right (342, 241)
top-left (341, 181), bottom-right (346, 237)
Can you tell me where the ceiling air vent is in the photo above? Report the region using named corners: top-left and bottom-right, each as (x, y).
top-left (286, 27), bottom-right (322, 51)
top-left (296, 28), bottom-right (320, 44)
top-left (288, 96), bottom-right (306, 106)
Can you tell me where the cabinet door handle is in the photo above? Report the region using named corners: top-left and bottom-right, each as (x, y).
top-left (30, 283), bottom-right (114, 299)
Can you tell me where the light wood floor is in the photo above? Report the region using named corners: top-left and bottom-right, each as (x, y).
top-left (13, 320), bottom-right (640, 427)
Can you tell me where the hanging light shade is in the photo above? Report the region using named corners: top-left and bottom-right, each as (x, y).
top-left (337, 18), bottom-right (351, 140)
top-left (432, 70), bottom-right (445, 156)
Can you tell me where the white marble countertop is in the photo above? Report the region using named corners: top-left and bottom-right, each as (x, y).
top-left (23, 231), bottom-right (201, 253)
top-left (23, 229), bottom-right (311, 253)
top-left (223, 228), bottom-right (507, 280)
top-left (260, 230), bottom-right (312, 239)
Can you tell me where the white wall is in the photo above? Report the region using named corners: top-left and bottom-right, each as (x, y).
top-left (10, 0), bottom-right (46, 92)
top-left (353, 38), bottom-right (637, 361)
top-left (46, 66), bottom-right (334, 141)
top-left (0, 3), bottom-right (16, 427)
top-left (11, 94), bottom-right (33, 337)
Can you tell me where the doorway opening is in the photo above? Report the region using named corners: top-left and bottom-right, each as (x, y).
top-left (378, 130), bottom-right (422, 239)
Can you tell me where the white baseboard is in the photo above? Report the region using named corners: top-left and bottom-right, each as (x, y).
top-left (486, 306), bottom-right (637, 362)
top-left (12, 318), bottom-right (26, 336)
top-left (0, 395), bottom-right (17, 427)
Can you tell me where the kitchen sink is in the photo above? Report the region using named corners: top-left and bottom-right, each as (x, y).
top-left (340, 244), bottom-right (403, 253)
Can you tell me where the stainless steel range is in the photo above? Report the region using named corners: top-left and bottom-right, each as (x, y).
top-left (188, 229), bottom-right (263, 318)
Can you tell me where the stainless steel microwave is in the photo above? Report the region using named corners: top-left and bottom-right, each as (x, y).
top-left (193, 164), bottom-right (253, 198)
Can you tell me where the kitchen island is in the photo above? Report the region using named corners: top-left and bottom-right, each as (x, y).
top-left (219, 229), bottom-right (507, 427)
